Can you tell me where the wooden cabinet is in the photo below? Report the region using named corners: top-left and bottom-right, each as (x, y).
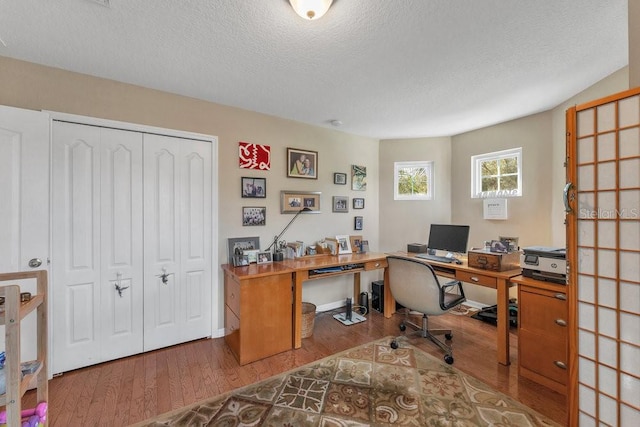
top-left (515, 276), bottom-right (568, 394)
top-left (0, 271), bottom-right (48, 427)
top-left (223, 268), bottom-right (293, 365)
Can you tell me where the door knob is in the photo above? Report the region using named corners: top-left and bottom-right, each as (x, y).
top-left (28, 258), bottom-right (42, 268)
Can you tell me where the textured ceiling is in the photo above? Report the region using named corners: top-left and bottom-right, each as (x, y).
top-left (0, 0), bottom-right (629, 139)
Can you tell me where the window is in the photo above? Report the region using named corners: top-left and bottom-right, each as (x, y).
top-left (394, 161), bottom-right (434, 200)
top-left (471, 148), bottom-right (522, 198)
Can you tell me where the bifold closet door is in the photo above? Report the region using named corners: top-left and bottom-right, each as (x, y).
top-left (51, 122), bottom-right (144, 374)
top-left (143, 133), bottom-right (212, 351)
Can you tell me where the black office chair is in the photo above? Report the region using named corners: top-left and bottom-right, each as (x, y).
top-left (387, 255), bottom-right (466, 364)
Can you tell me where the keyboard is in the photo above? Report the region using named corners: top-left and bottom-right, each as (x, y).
top-left (415, 253), bottom-right (454, 263)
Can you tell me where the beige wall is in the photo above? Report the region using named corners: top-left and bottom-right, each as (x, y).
top-left (630, 0), bottom-right (640, 87)
top-left (549, 67), bottom-right (629, 247)
top-left (0, 55), bottom-right (381, 331)
top-left (378, 137), bottom-right (452, 252)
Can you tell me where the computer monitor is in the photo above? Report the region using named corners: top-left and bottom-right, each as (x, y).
top-left (427, 224), bottom-right (470, 255)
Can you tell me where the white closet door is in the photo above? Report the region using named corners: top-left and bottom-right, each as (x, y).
top-left (143, 134), bottom-right (212, 351)
top-left (0, 105), bottom-right (50, 362)
top-left (99, 128), bottom-right (144, 361)
top-left (51, 122), bottom-right (143, 374)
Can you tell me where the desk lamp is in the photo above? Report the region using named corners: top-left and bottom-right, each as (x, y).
top-left (266, 207), bottom-right (312, 261)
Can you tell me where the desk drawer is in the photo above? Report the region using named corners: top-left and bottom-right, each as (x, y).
top-left (456, 271), bottom-right (497, 288)
top-left (225, 274), bottom-right (241, 316)
top-left (364, 259), bottom-right (387, 270)
top-left (519, 329), bottom-right (567, 385)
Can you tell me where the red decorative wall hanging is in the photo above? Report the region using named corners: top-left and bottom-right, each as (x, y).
top-left (239, 142), bottom-right (271, 170)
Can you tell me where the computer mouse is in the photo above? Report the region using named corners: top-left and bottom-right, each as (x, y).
top-left (454, 259), bottom-right (463, 265)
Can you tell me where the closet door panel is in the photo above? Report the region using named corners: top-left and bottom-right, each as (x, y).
top-left (181, 142), bottom-right (212, 341)
top-left (100, 128), bottom-right (144, 360)
top-left (52, 122), bottom-right (102, 374)
top-left (143, 135), bottom-right (182, 350)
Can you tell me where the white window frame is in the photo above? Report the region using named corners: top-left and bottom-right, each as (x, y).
top-left (394, 161), bottom-right (434, 200)
top-left (471, 147), bottom-right (522, 198)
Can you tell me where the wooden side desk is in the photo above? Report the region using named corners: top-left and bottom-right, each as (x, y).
top-left (222, 252), bottom-right (388, 364)
top-left (384, 252), bottom-right (521, 366)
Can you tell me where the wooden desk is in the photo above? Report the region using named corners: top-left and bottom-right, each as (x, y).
top-left (384, 252), bottom-right (521, 365)
top-left (221, 252), bottom-right (388, 364)
top-left (282, 253), bottom-right (388, 348)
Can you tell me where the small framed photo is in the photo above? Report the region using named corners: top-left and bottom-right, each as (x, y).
top-left (228, 237), bottom-right (260, 267)
top-left (241, 177), bottom-right (266, 198)
top-left (353, 198), bottom-right (365, 209)
top-left (349, 235), bottom-right (363, 253)
top-left (336, 235), bottom-right (352, 254)
top-left (333, 172), bottom-right (347, 185)
top-left (287, 147), bottom-right (318, 179)
top-left (257, 251), bottom-right (272, 264)
top-left (354, 216), bottom-right (363, 231)
top-left (332, 196), bottom-right (349, 213)
top-left (281, 190), bottom-right (321, 214)
top-left (242, 207), bottom-right (266, 226)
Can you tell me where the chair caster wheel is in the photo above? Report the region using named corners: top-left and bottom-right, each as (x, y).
top-left (445, 333), bottom-right (453, 340)
top-left (444, 355), bottom-right (454, 365)
top-left (399, 323), bottom-right (406, 332)
top-left (390, 340), bottom-right (399, 349)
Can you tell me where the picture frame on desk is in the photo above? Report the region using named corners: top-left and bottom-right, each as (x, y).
top-left (257, 251), bottom-right (272, 264)
top-left (336, 235), bottom-right (352, 254)
top-left (228, 237), bottom-right (260, 266)
top-left (324, 237), bottom-right (339, 255)
top-left (349, 235), bottom-right (363, 253)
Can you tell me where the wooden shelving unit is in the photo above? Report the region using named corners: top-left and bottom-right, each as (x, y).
top-left (0, 271), bottom-right (48, 427)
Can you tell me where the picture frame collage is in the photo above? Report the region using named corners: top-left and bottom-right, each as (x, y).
top-left (233, 144), bottom-right (369, 265)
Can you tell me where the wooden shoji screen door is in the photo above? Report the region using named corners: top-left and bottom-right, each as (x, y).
top-left (566, 87), bottom-right (640, 426)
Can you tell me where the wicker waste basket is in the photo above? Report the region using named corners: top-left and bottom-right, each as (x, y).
top-left (301, 302), bottom-right (316, 338)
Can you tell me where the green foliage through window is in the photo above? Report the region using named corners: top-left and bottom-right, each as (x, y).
top-left (394, 161), bottom-right (434, 200)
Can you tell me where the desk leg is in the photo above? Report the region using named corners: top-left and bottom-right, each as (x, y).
top-left (383, 266), bottom-right (394, 318)
top-left (496, 278), bottom-right (511, 365)
top-left (293, 271), bottom-right (306, 349)
top-left (353, 272), bottom-right (361, 301)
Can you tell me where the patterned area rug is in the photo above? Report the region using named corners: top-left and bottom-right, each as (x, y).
top-left (134, 337), bottom-right (560, 426)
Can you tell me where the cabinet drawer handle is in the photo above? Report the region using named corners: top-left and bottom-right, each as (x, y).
top-left (375, 262), bottom-right (380, 267)
top-left (230, 293), bottom-right (235, 299)
top-left (555, 319), bottom-right (567, 327)
top-left (554, 361), bottom-right (567, 370)
top-left (470, 276), bottom-right (480, 282)
top-left (554, 293), bottom-right (566, 300)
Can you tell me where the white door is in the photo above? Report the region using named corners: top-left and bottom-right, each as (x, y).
top-left (143, 134), bottom-right (212, 351)
top-left (51, 122), bottom-right (143, 374)
top-left (0, 105), bottom-right (50, 362)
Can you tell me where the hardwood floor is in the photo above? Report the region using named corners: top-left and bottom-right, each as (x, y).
top-left (24, 308), bottom-right (568, 426)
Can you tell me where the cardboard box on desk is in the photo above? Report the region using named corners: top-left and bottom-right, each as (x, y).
top-left (468, 249), bottom-right (520, 271)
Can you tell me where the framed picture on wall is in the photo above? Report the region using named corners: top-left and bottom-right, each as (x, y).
top-left (354, 216), bottom-right (363, 231)
top-left (353, 198), bottom-right (364, 209)
top-left (241, 177), bottom-right (266, 198)
top-left (287, 148), bottom-right (318, 179)
top-left (281, 190), bottom-right (321, 213)
top-left (332, 196), bottom-right (348, 213)
top-left (242, 206), bottom-right (266, 226)
top-left (333, 172), bottom-right (347, 185)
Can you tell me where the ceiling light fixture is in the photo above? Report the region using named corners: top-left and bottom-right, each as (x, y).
top-left (289, 0), bottom-right (333, 20)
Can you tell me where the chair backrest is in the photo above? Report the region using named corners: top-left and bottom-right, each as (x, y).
top-left (387, 256), bottom-right (450, 316)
